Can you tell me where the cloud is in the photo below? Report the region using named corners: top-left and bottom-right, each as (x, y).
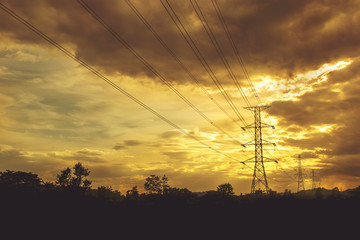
top-left (113, 144), bottom-right (126, 151)
top-left (1, 0), bottom-right (360, 193)
top-left (124, 140), bottom-right (142, 146)
top-left (270, 60), bottom-right (360, 158)
top-left (163, 151), bottom-right (189, 161)
top-left (269, 88), bottom-right (342, 127)
top-left (47, 149), bottom-right (105, 164)
top-left (113, 140), bottom-right (143, 150)
top-left (0, 148), bottom-right (64, 181)
top-left (319, 154), bottom-right (360, 190)
top-left (159, 130), bottom-right (182, 139)
top-left (90, 163), bottom-right (137, 179)
top-left (4, 50), bottom-right (40, 63)
top-left (299, 151), bottom-right (318, 159)
top-left (0, 148), bottom-right (27, 165)
top-left (0, 93), bottom-right (13, 108)
top-left (0, 0), bottom-right (359, 87)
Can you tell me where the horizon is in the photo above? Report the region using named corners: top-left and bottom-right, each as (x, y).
top-left (1, 0), bottom-right (360, 194)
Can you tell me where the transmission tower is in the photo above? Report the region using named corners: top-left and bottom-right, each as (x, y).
top-left (242, 106), bottom-right (276, 194)
top-left (295, 155), bottom-right (306, 192)
top-left (311, 169), bottom-right (317, 189)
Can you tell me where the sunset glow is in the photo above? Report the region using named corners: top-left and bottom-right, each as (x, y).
top-left (1, 0), bottom-right (360, 194)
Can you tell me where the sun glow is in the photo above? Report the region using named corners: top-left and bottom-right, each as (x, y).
top-left (321, 60), bottom-right (352, 72)
top-left (314, 125), bottom-right (334, 133)
top-left (252, 59), bottom-right (353, 103)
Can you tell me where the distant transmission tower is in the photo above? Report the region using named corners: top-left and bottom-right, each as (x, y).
top-left (311, 169), bottom-right (317, 189)
top-left (295, 155), bottom-right (306, 192)
top-left (242, 106), bottom-right (276, 194)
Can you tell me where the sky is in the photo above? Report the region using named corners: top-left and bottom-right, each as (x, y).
top-left (0, 0), bottom-right (360, 194)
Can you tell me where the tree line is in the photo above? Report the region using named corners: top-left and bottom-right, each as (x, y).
top-left (2, 163), bottom-right (358, 238)
top-left (0, 162), bottom-right (237, 201)
top-left (1, 162), bottom-right (360, 205)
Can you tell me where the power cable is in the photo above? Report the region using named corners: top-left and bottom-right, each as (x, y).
top-left (160, 0), bottom-right (249, 128)
top-left (211, 0), bottom-right (297, 165)
top-left (125, 0), bottom-right (241, 129)
top-left (0, 2), bottom-right (237, 161)
top-left (211, 0), bottom-right (261, 104)
top-left (77, 0), bottom-right (244, 147)
top-left (190, 0), bottom-right (252, 108)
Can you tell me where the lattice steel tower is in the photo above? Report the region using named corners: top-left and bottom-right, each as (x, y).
top-left (242, 106), bottom-right (275, 194)
top-left (311, 169), bottom-right (317, 189)
top-left (295, 154), bottom-right (306, 192)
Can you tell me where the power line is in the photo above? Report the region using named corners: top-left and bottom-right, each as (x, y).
top-left (160, 0), bottom-right (265, 176)
top-left (295, 154), bottom-right (306, 192)
top-left (0, 2), bottom-right (237, 161)
top-left (191, 0), bottom-right (275, 158)
top-left (77, 0), bottom-right (244, 147)
top-left (124, 0), bottom-right (240, 128)
top-left (206, 0), bottom-right (298, 184)
top-left (160, 0), bottom-right (249, 128)
top-left (190, 0), bottom-right (252, 108)
top-left (242, 106), bottom-right (276, 194)
top-left (210, 0), bottom-right (297, 165)
top-left (160, 0), bottom-right (260, 148)
top-left (211, 0), bottom-right (261, 104)
top-left (276, 161), bottom-right (297, 181)
top-left (124, 0), bottom-right (245, 146)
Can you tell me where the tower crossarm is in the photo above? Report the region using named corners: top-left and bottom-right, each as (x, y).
top-left (241, 105), bottom-right (275, 194)
top-left (242, 156), bottom-right (278, 164)
top-left (244, 105), bottom-right (271, 111)
top-left (242, 140), bottom-right (275, 146)
top-left (242, 123), bottom-right (275, 130)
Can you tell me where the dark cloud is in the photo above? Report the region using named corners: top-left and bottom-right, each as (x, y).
top-left (113, 140), bottom-right (143, 150)
top-left (299, 151), bottom-right (318, 159)
top-left (0, 148), bottom-right (64, 181)
top-left (2, 0), bottom-right (360, 191)
top-left (0, 148), bottom-right (27, 166)
top-left (266, 57), bottom-right (360, 188)
top-left (59, 150), bottom-right (105, 163)
top-left (269, 88), bottom-right (343, 127)
top-left (320, 155), bottom-right (360, 179)
top-left (90, 164), bottom-right (136, 178)
top-left (163, 151), bottom-right (189, 161)
top-left (285, 126), bottom-right (303, 133)
top-left (1, 0), bottom-right (359, 86)
top-left (113, 144), bottom-right (126, 151)
top-left (159, 131), bottom-right (182, 139)
top-left (124, 140), bottom-right (142, 146)
top-left (327, 60), bottom-right (360, 85)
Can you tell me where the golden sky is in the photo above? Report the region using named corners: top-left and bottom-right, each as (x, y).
top-left (0, 0), bottom-right (360, 194)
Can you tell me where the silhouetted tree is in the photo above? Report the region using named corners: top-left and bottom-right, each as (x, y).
top-left (0, 170), bottom-right (42, 187)
top-left (217, 183), bottom-right (234, 196)
top-left (254, 189), bottom-right (264, 196)
top-left (97, 186), bottom-right (122, 202)
top-left (56, 167), bottom-right (72, 187)
top-left (268, 189), bottom-right (277, 198)
top-left (126, 186), bottom-right (139, 199)
top-left (164, 187), bottom-right (192, 196)
top-left (144, 175), bottom-right (169, 195)
top-left (72, 162), bottom-right (91, 189)
top-left (55, 162), bottom-right (91, 190)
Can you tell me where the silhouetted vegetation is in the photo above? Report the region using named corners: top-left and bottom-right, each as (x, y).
top-left (144, 174), bottom-right (169, 194)
top-left (55, 162), bottom-right (91, 190)
top-left (217, 183), bottom-right (234, 196)
top-left (1, 164), bottom-right (359, 237)
top-left (0, 170), bottom-right (42, 186)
